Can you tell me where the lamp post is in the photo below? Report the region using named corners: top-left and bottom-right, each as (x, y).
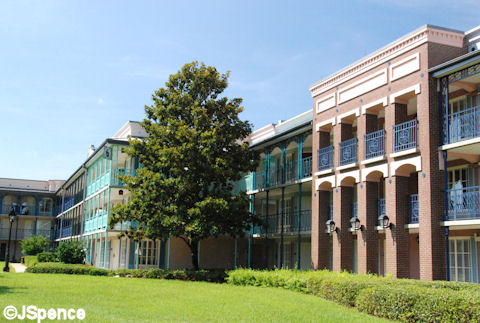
top-left (3, 203), bottom-right (17, 272)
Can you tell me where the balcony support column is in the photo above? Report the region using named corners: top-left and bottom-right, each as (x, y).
top-left (311, 189), bottom-right (331, 269)
top-left (385, 175), bottom-right (409, 278)
top-left (297, 182), bottom-right (302, 269)
top-left (265, 148), bottom-right (271, 187)
top-left (280, 186), bottom-right (285, 268)
top-left (297, 136), bottom-right (304, 180)
top-left (104, 231), bottom-right (108, 269)
top-left (248, 194), bottom-right (254, 268)
top-left (265, 190), bottom-right (270, 268)
top-left (357, 181), bottom-right (379, 274)
top-left (281, 144), bottom-right (287, 184)
top-left (332, 186), bottom-right (353, 272)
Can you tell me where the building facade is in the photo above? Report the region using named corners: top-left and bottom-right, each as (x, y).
top-left (0, 178), bottom-right (63, 261)
top-left (308, 24), bottom-right (480, 282)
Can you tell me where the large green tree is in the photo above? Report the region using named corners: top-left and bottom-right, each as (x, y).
top-left (111, 62), bottom-right (259, 270)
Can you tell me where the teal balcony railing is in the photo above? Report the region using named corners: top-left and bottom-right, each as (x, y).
top-left (253, 210), bottom-right (312, 235)
top-left (446, 186), bottom-right (480, 220)
top-left (302, 156), bottom-right (312, 178)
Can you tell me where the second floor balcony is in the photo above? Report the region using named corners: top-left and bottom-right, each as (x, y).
top-left (253, 210), bottom-right (312, 235)
top-left (317, 145), bottom-right (334, 172)
top-left (0, 228), bottom-right (51, 240)
top-left (339, 138), bottom-right (357, 166)
top-left (444, 105), bottom-right (480, 145)
top-left (364, 129), bottom-right (385, 160)
top-left (393, 119), bottom-right (417, 153)
top-left (447, 186), bottom-right (480, 221)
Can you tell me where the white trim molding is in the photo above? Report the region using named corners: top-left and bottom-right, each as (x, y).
top-left (316, 93), bottom-right (336, 114)
top-left (337, 108), bottom-right (360, 124)
top-left (310, 25), bottom-right (463, 98)
top-left (361, 97), bottom-right (388, 115)
top-left (390, 84), bottom-right (421, 103)
top-left (337, 170), bottom-right (360, 187)
top-left (361, 163), bottom-right (388, 182)
top-left (316, 117), bottom-right (336, 132)
top-left (390, 52), bottom-right (420, 81)
top-left (337, 69), bottom-right (388, 104)
top-left (316, 175), bottom-right (336, 190)
top-left (391, 156), bottom-right (422, 176)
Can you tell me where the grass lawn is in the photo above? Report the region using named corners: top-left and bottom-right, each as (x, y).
top-left (0, 262), bottom-right (15, 273)
top-left (0, 273), bottom-right (390, 322)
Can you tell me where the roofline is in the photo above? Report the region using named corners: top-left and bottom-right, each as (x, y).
top-left (309, 24), bottom-right (464, 96)
top-left (55, 138), bottom-right (130, 194)
top-left (430, 50), bottom-right (480, 77)
top-left (249, 121), bottom-right (312, 149)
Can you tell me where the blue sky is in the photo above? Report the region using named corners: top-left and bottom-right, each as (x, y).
top-left (0, 0), bottom-right (478, 180)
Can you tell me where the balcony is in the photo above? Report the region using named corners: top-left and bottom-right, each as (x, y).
top-left (408, 194), bottom-right (419, 223)
top-left (61, 226), bottom-right (73, 238)
top-left (253, 210), bottom-right (312, 235)
top-left (302, 156), bottom-right (312, 178)
top-left (339, 138), bottom-right (357, 166)
top-left (364, 129), bottom-right (385, 160)
top-left (393, 119), bottom-right (417, 153)
top-left (444, 105), bottom-right (480, 145)
top-left (0, 228), bottom-right (50, 240)
top-left (317, 146), bottom-right (334, 171)
top-left (447, 186), bottom-right (480, 221)
top-left (285, 160), bottom-right (298, 183)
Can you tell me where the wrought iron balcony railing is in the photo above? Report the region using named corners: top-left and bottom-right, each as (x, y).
top-left (317, 145), bottom-right (334, 171)
top-left (339, 138), bottom-right (358, 166)
top-left (393, 119), bottom-right (417, 152)
top-left (364, 129), bottom-right (385, 160)
top-left (409, 194), bottom-right (419, 223)
top-left (445, 105), bottom-right (480, 145)
top-left (253, 210), bottom-right (312, 235)
top-left (446, 186), bottom-right (480, 221)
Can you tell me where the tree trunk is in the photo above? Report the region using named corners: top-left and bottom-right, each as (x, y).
top-left (182, 238), bottom-right (199, 271)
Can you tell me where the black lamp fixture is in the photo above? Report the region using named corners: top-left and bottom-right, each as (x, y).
top-left (378, 214), bottom-right (392, 229)
top-left (3, 203), bottom-right (18, 272)
top-left (325, 219), bottom-right (337, 234)
top-left (350, 216), bottom-right (364, 231)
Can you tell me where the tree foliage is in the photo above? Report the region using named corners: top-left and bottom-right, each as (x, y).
top-left (21, 235), bottom-right (49, 255)
top-left (111, 62), bottom-right (259, 270)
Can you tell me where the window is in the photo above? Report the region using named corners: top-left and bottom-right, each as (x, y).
top-left (39, 199), bottom-right (52, 215)
top-left (449, 238), bottom-right (473, 283)
top-left (139, 241), bottom-right (158, 266)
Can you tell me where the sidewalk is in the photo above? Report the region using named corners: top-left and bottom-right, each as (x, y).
top-left (10, 263), bottom-right (27, 273)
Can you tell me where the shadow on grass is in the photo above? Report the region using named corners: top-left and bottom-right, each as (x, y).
top-left (0, 286), bottom-right (15, 295)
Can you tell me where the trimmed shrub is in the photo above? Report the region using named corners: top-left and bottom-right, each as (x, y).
top-left (21, 255), bottom-right (38, 267)
top-left (21, 235), bottom-right (49, 255)
top-left (356, 284), bottom-right (480, 322)
top-left (114, 268), bottom-right (226, 283)
top-left (25, 263), bottom-right (109, 276)
top-left (56, 240), bottom-right (85, 264)
top-left (227, 269), bottom-right (480, 322)
top-left (37, 252), bottom-right (58, 263)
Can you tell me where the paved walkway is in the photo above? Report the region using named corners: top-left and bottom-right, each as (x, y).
top-left (10, 263), bottom-right (26, 273)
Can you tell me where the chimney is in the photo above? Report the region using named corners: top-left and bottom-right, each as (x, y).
top-left (88, 145), bottom-right (96, 157)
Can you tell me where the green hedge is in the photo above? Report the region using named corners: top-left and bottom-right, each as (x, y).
top-left (227, 269), bottom-right (480, 322)
top-left (115, 268), bottom-right (227, 283)
top-left (37, 252), bottom-right (58, 263)
top-left (21, 256), bottom-right (38, 267)
top-left (25, 263), bottom-right (109, 276)
top-left (25, 263), bottom-right (226, 283)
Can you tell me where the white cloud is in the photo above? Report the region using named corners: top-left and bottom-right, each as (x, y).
top-left (97, 98), bottom-right (104, 104)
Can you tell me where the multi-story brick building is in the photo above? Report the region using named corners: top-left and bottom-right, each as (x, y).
top-left (308, 24), bottom-right (480, 282)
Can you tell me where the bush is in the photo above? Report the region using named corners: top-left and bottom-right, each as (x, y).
top-left (227, 269), bottom-right (480, 322)
top-left (21, 235), bottom-right (49, 255)
top-left (114, 268), bottom-right (227, 283)
top-left (25, 263), bottom-right (109, 276)
top-left (21, 255), bottom-right (38, 267)
top-left (37, 252), bottom-right (58, 263)
top-left (356, 284), bottom-right (480, 322)
top-left (55, 240), bottom-right (85, 264)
